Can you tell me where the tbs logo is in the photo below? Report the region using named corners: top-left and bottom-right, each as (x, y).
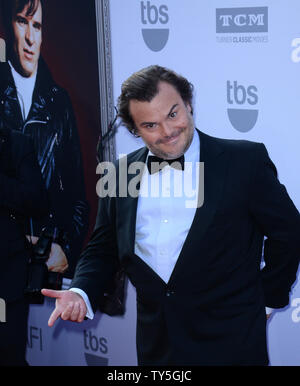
top-left (141, 1), bottom-right (169, 52)
top-left (84, 330), bottom-right (109, 366)
top-left (227, 81), bottom-right (259, 133)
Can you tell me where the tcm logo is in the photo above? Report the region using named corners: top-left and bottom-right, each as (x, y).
top-left (227, 81), bottom-right (259, 133)
top-left (0, 38), bottom-right (6, 62)
top-left (291, 38), bottom-right (300, 63)
top-left (141, 1), bottom-right (169, 52)
top-left (84, 330), bottom-right (109, 366)
top-left (216, 7), bottom-right (268, 33)
top-left (0, 298), bottom-right (6, 323)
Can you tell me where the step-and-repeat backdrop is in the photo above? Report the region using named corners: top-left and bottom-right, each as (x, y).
top-left (1, 0), bottom-right (299, 366)
top-left (110, 0), bottom-right (300, 366)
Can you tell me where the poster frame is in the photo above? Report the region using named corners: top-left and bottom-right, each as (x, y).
top-left (95, 0), bottom-right (116, 162)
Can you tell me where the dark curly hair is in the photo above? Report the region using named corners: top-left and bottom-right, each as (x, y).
top-left (117, 65), bottom-right (194, 136)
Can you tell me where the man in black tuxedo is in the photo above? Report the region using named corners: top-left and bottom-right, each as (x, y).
top-left (43, 66), bottom-right (300, 366)
top-left (0, 127), bottom-right (48, 365)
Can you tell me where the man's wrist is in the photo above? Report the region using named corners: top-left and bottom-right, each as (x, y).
top-left (69, 287), bottom-right (94, 319)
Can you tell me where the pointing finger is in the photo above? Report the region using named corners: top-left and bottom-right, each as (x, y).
top-left (48, 306), bottom-right (62, 327)
top-left (41, 289), bottom-right (62, 299)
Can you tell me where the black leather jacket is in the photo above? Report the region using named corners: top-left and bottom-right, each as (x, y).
top-left (0, 127), bottom-right (49, 302)
top-left (0, 58), bottom-right (89, 276)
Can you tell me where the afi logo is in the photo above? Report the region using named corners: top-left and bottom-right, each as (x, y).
top-left (0, 298), bottom-right (6, 323)
top-left (227, 81), bottom-right (259, 133)
top-left (216, 7), bottom-right (268, 33)
top-left (27, 326), bottom-right (43, 351)
top-left (0, 38), bottom-right (6, 62)
top-left (141, 1), bottom-right (169, 52)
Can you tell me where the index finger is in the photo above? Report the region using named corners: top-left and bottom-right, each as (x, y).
top-left (41, 288), bottom-right (62, 299)
top-left (48, 306), bottom-right (62, 327)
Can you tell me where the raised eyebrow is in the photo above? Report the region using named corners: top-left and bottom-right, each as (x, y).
top-left (139, 104), bottom-right (179, 127)
top-left (167, 104), bottom-right (179, 116)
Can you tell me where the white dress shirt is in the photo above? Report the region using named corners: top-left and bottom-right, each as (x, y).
top-left (9, 61), bottom-right (37, 120)
top-left (134, 129), bottom-right (200, 283)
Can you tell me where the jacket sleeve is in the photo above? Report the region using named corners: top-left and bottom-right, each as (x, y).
top-left (0, 132), bottom-right (49, 219)
top-left (71, 194), bottom-right (119, 312)
top-left (249, 143), bottom-right (300, 308)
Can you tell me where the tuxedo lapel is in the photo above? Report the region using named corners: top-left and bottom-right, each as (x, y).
top-left (168, 130), bottom-right (229, 285)
top-left (116, 146), bottom-right (148, 257)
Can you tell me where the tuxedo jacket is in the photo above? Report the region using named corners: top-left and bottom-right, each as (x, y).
top-left (0, 128), bottom-right (49, 303)
top-left (71, 130), bottom-right (300, 365)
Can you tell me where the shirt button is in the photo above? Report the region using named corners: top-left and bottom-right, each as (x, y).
top-left (166, 290), bottom-right (175, 297)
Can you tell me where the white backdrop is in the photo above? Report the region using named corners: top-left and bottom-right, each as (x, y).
top-left (27, 0), bottom-right (300, 366)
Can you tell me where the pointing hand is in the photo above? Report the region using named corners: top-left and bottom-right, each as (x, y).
top-left (41, 289), bottom-right (87, 327)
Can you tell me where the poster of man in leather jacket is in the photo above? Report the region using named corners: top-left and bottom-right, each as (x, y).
top-left (0, 0), bottom-right (101, 278)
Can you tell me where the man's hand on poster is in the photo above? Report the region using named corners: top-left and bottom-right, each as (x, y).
top-left (41, 289), bottom-right (87, 327)
top-left (47, 242), bottom-right (68, 273)
top-left (26, 235), bottom-right (69, 273)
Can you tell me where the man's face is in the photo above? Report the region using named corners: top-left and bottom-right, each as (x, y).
top-left (11, 1), bottom-right (42, 77)
top-left (129, 82), bottom-right (194, 160)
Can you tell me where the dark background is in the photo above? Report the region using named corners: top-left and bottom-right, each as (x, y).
top-left (0, 0), bottom-right (101, 244)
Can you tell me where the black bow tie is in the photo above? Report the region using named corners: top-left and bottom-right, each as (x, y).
top-left (147, 154), bottom-right (185, 174)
